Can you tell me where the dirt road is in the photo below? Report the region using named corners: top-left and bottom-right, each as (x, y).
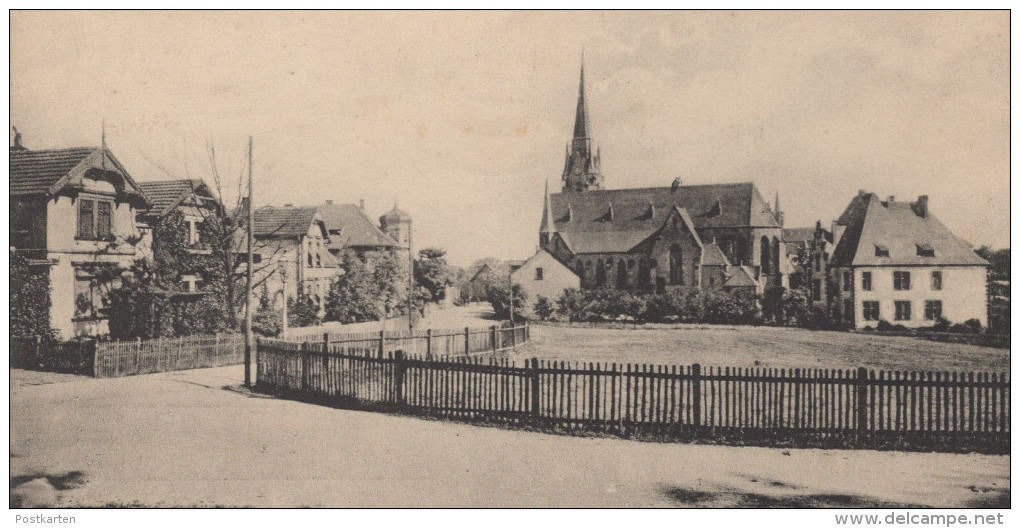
top-left (10, 365), bottom-right (1009, 507)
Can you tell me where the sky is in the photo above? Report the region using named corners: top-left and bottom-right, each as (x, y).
top-left (10, 11), bottom-right (1009, 266)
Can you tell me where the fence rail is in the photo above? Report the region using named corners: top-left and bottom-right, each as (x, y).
top-left (255, 339), bottom-right (1009, 452)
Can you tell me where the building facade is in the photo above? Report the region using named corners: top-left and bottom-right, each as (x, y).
top-left (827, 191), bottom-right (989, 329)
top-left (510, 249), bottom-right (581, 317)
top-left (10, 144), bottom-right (151, 339)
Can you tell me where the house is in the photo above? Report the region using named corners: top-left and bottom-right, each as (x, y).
top-left (10, 142), bottom-right (151, 339)
top-left (510, 249), bottom-right (581, 317)
top-left (135, 179), bottom-right (222, 291)
top-left (247, 205), bottom-right (339, 315)
top-left (538, 62), bottom-right (790, 316)
top-left (827, 191), bottom-right (989, 329)
top-left (315, 200), bottom-right (403, 258)
top-left (463, 263), bottom-right (495, 302)
top-left (784, 223), bottom-right (833, 296)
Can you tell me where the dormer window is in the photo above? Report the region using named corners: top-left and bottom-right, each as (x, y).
top-left (77, 197), bottom-right (114, 241)
top-left (874, 244), bottom-right (889, 257)
top-left (916, 243), bottom-right (935, 257)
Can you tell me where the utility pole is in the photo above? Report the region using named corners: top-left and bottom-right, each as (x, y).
top-left (508, 259), bottom-right (515, 325)
top-left (243, 136), bottom-right (254, 387)
top-left (407, 220), bottom-right (414, 331)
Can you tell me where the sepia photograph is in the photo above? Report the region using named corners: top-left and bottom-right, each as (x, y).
top-left (7, 8), bottom-right (1011, 517)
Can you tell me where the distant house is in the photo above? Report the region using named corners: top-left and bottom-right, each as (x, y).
top-left (135, 179), bottom-right (222, 292)
top-left (464, 263), bottom-right (494, 302)
top-left (315, 200), bottom-right (402, 258)
top-left (10, 144), bottom-right (151, 338)
top-left (784, 223), bottom-right (833, 296)
top-left (510, 250), bottom-right (580, 317)
top-left (827, 191), bottom-right (989, 329)
top-left (245, 205), bottom-right (339, 315)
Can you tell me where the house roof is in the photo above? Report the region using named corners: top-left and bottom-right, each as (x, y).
top-left (782, 227), bottom-right (816, 245)
top-left (137, 179), bottom-right (214, 217)
top-left (468, 264), bottom-right (492, 283)
top-left (829, 193), bottom-right (989, 267)
top-left (723, 265), bottom-right (758, 287)
top-left (701, 242), bottom-right (731, 266)
top-left (253, 206), bottom-right (322, 239)
top-left (511, 249), bottom-right (580, 280)
top-left (10, 147), bottom-right (149, 206)
top-left (316, 202), bottom-right (402, 250)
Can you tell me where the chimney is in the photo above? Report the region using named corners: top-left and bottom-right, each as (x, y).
top-left (359, 199), bottom-right (365, 211)
top-left (284, 203), bottom-right (293, 208)
top-left (858, 189), bottom-right (867, 199)
top-left (607, 202), bottom-right (614, 221)
top-left (914, 195), bottom-right (929, 218)
top-left (565, 204), bottom-right (572, 222)
top-left (887, 195), bottom-right (895, 203)
top-left (648, 202), bottom-right (655, 219)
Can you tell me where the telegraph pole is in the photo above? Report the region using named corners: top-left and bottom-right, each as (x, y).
top-left (407, 219), bottom-right (414, 331)
top-left (243, 136), bottom-right (254, 387)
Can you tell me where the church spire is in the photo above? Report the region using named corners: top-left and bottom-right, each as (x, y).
top-left (774, 191), bottom-right (785, 226)
top-left (539, 178), bottom-right (556, 250)
top-left (561, 53), bottom-right (603, 193)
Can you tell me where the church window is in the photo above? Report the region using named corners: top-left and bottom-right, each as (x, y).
top-left (595, 260), bottom-right (606, 286)
top-left (627, 259), bottom-right (635, 269)
top-left (616, 260), bottom-right (628, 290)
top-left (760, 237), bottom-right (771, 274)
top-left (669, 244), bottom-right (683, 285)
top-left (638, 259), bottom-right (650, 290)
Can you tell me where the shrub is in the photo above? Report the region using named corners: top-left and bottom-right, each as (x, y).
top-left (876, 320), bottom-right (895, 332)
top-left (781, 287), bottom-right (812, 327)
top-left (533, 295), bottom-right (555, 321)
top-left (10, 252), bottom-right (54, 338)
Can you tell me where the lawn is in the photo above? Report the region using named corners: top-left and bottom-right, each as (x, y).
top-left (515, 323), bottom-right (1009, 372)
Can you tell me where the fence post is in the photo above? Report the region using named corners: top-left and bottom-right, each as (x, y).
top-left (530, 357), bottom-right (541, 424)
top-left (323, 333), bottom-right (331, 372)
top-left (135, 337), bottom-right (142, 374)
top-left (393, 350), bottom-right (406, 406)
top-left (491, 325), bottom-right (498, 352)
top-left (379, 330), bottom-right (386, 358)
top-left (426, 328), bottom-right (433, 358)
top-left (692, 363), bottom-right (702, 436)
top-left (856, 367), bottom-right (868, 436)
top-left (465, 326), bottom-right (471, 356)
top-left (91, 340), bottom-right (99, 378)
top-left (301, 341), bottom-right (310, 390)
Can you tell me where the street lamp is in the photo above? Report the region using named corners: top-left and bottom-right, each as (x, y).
top-left (278, 255), bottom-right (291, 339)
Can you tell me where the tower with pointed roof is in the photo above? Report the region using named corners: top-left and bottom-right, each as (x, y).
top-left (562, 59), bottom-right (603, 192)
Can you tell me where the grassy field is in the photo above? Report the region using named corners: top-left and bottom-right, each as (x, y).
top-left (515, 323), bottom-right (1009, 372)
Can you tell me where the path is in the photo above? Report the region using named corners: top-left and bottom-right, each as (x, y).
top-left (10, 365), bottom-right (1009, 507)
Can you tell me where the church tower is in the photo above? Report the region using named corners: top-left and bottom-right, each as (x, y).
top-left (561, 59), bottom-right (603, 192)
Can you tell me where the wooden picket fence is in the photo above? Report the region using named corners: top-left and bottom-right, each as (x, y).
top-left (283, 323), bottom-right (530, 358)
top-left (255, 340), bottom-right (1009, 452)
top-left (93, 333), bottom-right (246, 378)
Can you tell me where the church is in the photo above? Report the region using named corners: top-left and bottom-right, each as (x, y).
top-left (538, 62), bottom-right (790, 309)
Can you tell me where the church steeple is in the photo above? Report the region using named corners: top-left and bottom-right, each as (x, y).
top-left (562, 55), bottom-right (603, 193)
top-left (539, 178), bottom-right (556, 249)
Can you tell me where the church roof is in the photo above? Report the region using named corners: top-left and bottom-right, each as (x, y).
top-left (829, 192), bottom-right (988, 267)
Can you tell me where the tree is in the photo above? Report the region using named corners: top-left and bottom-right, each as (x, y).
top-left (325, 252), bottom-right (384, 323)
top-left (10, 252), bottom-right (54, 338)
top-left (976, 246), bottom-right (1009, 280)
top-left (414, 247), bottom-right (452, 304)
top-left (288, 295), bottom-right (321, 328)
top-left (488, 282), bottom-right (527, 320)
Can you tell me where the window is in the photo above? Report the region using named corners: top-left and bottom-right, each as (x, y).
top-left (863, 301), bottom-right (880, 321)
top-left (924, 300), bottom-right (943, 321)
top-left (77, 198), bottom-right (114, 240)
top-left (916, 243), bottom-right (935, 257)
top-left (181, 275), bottom-right (202, 292)
top-left (595, 260), bottom-right (606, 286)
top-left (875, 245), bottom-right (889, 257)
top-left (78, 199), bottom-right (94, 239)
top-left (893, 271), bottom-right (911, 291)
top-left (861, 271), bottom-right (872, 291)
top-left (617, 260), bottom-right (628, 289)
top-left (534, 267), bottom-right (544, 280)
top-left (812, 279), bottom-right (822, 301)
top-left (895, 301), bottom-right (911, 321)
top-left (97, 201), bottom-right (112, 239)
top-left (842, 271), bottom-right (852, 291)
top-left (931, 271), bottom-right (943, 291)
top-left (669, 244), bottom-right (683, 285)
top-left (814, 253), bottom-right (821, 272)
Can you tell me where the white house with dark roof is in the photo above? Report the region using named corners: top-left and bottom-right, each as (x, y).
top-left (510, 249), bottom-right (580, 317)
top-left (827, 191), bottom-right (989, 329)
top-left (10, 143), bottom-right (151, 338)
